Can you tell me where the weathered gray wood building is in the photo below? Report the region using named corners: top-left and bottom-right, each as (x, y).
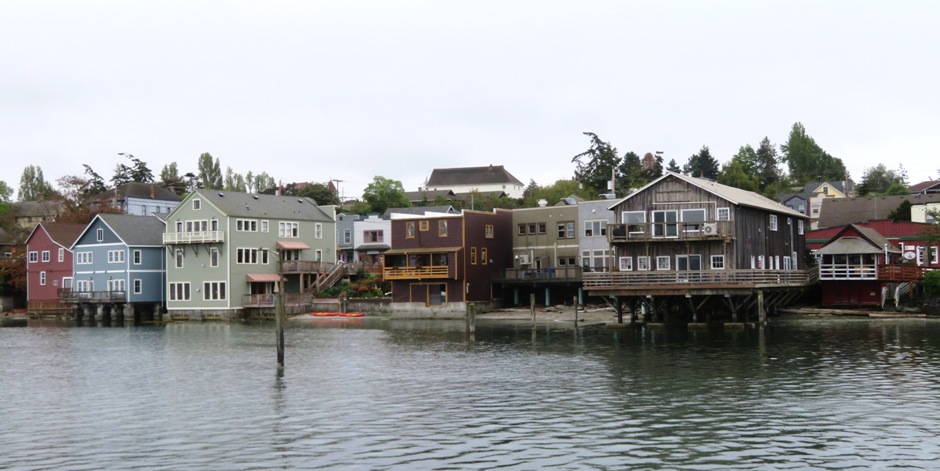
top-left (584, 173), bottom-right (815, 323)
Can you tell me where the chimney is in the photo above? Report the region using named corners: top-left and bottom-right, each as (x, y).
top-left (150, 184), bottom-right (155, 199)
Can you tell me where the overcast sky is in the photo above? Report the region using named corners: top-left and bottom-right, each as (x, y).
top-left (3, 1), bottom-right (938, 200)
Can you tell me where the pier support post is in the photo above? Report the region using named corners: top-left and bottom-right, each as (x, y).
top-left (615, 297), bottom-right (623, 324)
top-left (758, 290), bottom-right (766, 325)
top-left (530, 293), bottom-right (536, 324)
top-left (545, 287), bottom-right (551, 307)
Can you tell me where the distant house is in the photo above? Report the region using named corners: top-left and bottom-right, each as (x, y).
top-left (807, 220), bottom-right (940, 269)
top-left (778, 194), bottom-right (809, 217)
top-left (909, 181), bottom-right (940, 195)
top-left (402, 189), bottom-right (456, 206)
top-left (336, 213), bottom-right (359, 263)
top-left (425, 165), bottom-right (525, 199)
top-left (24, 222), bottom-right (85, 313)
top-left (812, 224), bottom-right (925, 307)
top-left (912, 201), bottom-right (940, 224)
top-left (817, 194), bottom-right (940, 228)
top-left (107, 182), bottom-right (184, 216)
top-left (65, 214), bottom-right (167, 321)
top-left (354, 214), bottom-right (391, 272)
top-left (162, 190), bottom-right (338, 321)
top-left (586, 172), bottom-right (813, 323)
top-left (14, 200), bottom-right (61, 229)
top-left (383, 209), bottom-right (512, 317)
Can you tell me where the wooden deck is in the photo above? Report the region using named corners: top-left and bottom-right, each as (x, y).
top-left (583, 268), bottom-right (818, 295)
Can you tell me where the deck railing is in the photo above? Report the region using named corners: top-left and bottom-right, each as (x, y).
top-left (383, 265), bottom-right (451, 280)
top-left (243, 293), bottom-right (312, 307)
top-left (607, 221), bottom-right (733, 243)
top-left (163, 231), bottom-right (225, 244)
top-left (59, 289), bottom-right (127, 303)
top-left (583, 268), bottom-right (818, 289)
top-left (817, 264), bottom-right (927, 281)
top-left (503, 266), bottom-right (582, 281)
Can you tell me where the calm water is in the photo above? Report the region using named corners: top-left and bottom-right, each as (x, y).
top-left (3, 317), bottom-right (940, 470)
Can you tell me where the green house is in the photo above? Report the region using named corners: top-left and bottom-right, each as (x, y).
top-left (163, 189), bottom-right (337, 320)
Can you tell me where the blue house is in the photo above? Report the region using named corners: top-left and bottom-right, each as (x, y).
top-left (65, 213), bottom-right (166, 321)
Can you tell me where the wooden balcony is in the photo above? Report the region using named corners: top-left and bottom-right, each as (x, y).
top-left (583, 268), bottom-right (818, 293)
top-left (59, 289), bottom-right (127, 303)
top-left (163, 231), bottom-right (225, 245)
top-left (607, 221), bottom-right (733, 243)
top-left (383, 265), bottom-right (451, 280)
top-left (819, 264), bottom-right (927, 282)
top-left (503, 267), bottom-right (582, 281)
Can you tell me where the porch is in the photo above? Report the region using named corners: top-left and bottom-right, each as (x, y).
top-left (59, 289), bottom-right (127, 303)
top-left (607, 220), bottom-right (733, 243)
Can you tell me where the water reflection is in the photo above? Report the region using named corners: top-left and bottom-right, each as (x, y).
top-left (2, 318), bottom-right (940, 469)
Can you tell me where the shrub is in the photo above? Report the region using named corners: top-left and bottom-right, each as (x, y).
top-left (924, 271), bottom-right (940, 297)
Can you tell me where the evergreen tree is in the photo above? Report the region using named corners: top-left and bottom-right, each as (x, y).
top-left (666, 159), bottom-right (682, 173)
top-left (682, 145), bottom-right (719, 179)
top-left (781, 122), bottom-right (847, 184)
top-left (572, 132), bottom-right (621, 196)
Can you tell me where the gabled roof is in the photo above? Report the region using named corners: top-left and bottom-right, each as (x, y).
top-left (817, 224), bottom-right (900, 255)
top-left (183, 190), bottom-right (334, 222)
top-left (25, 222), bottom-right (86, 250)
top-left (611, 172), bottom-right (806, 218)
top-left (817, 193), bottom-right (940, 228)
top-left (15, 200), bottom-right (60, 218)
top-left (73, 214), bottom-right (166, 249)
top-left (427, 165), bottom-right (523, 187)
top-left (909, 180), bottom-right (940, 194)
top-left (803, 181), bottom-right (849, 195)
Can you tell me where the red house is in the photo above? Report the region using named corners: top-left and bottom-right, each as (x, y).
top-left (383, 209), bottom-right (512, 317)
top-left (24, 222), bottom-right (85, 314)
top-left (813, 224), bottom-right (927, 307)
top-left (807, 220), bottom-right (940, 268)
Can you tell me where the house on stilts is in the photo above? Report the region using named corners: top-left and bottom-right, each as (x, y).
top-left (583, 172), bottom-right (816, 324)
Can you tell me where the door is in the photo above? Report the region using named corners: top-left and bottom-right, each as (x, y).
top-left (676, 255), bottom-right (702, 282)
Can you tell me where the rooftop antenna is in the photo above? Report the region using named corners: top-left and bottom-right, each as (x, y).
top-left (331, 178), bottom-right (344, 201)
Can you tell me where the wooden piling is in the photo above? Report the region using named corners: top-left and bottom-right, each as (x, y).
top-left (573, 296), bottom-right (579, 326)
top-left (530, 293), bottom-right (536, 324)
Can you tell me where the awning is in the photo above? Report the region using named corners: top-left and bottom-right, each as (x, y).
top-left (247, 273), bottom-right (283, 283)
top-left (356, 243), bottom-right (390, 251)
top-left (277, 240), bottom-right (310, 250)
top-left (383, 246), bottom-right (463, 255)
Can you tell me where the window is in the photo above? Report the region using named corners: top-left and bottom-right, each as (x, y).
top-left (438, 220), bottom-right (448, 237)
top-left (419, 220), bottom-right (429, 232)
top-left (783, 256), bottom-right (793, 270)
top-left (279, 221), bottom-right (299, 238)
top-left (343, 229), bottom-right (352, 244)
top-left (237, 219), bottom-right (258, 232)
top-left (108, 279), bottom-right (126, 292)
top-left (681, 209), bottom-right (706, 232)
top-left (315, 250), bottom-right (323, 261)
top-left (592, 250), bottom-right (610, 270)
top-left (932, 247), bottom-right (939, 265)
top-left (481, 247), bottom-right (488, 265)
top-left (261, 249), bottom-right (270, 264)
top-left (652, 210), bottom-right (678, 238)
top-left (58, 248), bottom-right (64, 263)
top-left (621, 211), bottom-right (646, 234)
top-left (28, 251), bottom-right (38, 263)
top-left (558, 256), bottom-right (576, 266)
top-left (315, 223), bottom-right (323, 239)
top-left (769, 215), bottom-right (778, 231)
top-left (40, 271), bottom-right (46, 286)
top-left (237, 248), bottom-right (260, 264)
top-left (656, 256), bottom-right (671, 270)
top-left (133, 250), bottom-right (142, 265)
top-left (41, 250), bottom-right (50, 262)
top-left (77, 252), bottom-right (93, 264)
top-left (97, 228), bottom-right (104, 242)
top-left (485, 225), bottom-right (494, 239)
top-left (470, 247), bottom-right (477, 265)
top-left (211, 220), bottom-right (219, 231)
top-left (637, 256), bottom-right (650, 271)
top-left (518, 224), bottom-right (526, 236)
top-left (261, 220), bottom-right (269, 233)
top-left (584, 220), bottom-right (608, 237)
top-left (169, 282), bottom-right (191, 301)
top-left (193, 199), bottom-right (201, 210)
top-left (133, 279), bottom-right (142, 294)
top-left (557, 222), bottom-right (575, 239)
top-left (365, 230), bottom-right (383, 242)
top-left (716, 207), bottom-right (731, 221)
top-left (108, 250), bottom-right (125, 263)
top-left (203, 281), bottom-right (226, 301)
top-left (619, 256), bottom-right (633, 271)
top-left (176, 221), bottom-right (183, 232)
top-left (711, 255), bottom-right (725, 270)
top-left (798, 204), bottom-right (806, 214)
top-left (528, 223), bottom-right (537, 234)
top-left (211, 248), bottom-right (219, 267)
top-left (175, 249), bottom-right (184, 268)
top-left (406, 221), bottom-right (416, 238)
top-left (798, 220), bottom-right (804, 235)
top-left (538, 223), bottom-right (546, 234)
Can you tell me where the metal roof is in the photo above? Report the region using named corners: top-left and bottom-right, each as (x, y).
top-left (191, 190), bottom-right (335, 222)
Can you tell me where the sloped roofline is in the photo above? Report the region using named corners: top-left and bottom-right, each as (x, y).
top-left (608, 172), bottom-right (808, 219)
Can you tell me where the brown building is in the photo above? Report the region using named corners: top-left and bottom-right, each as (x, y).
top-left (383, 209), bottom-right (512, 317)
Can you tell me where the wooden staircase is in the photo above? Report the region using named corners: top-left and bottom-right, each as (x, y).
top-left (307, 262), bottom-right (349, 295)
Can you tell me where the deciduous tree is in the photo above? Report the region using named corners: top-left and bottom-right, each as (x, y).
top-left (856, 164), bottom-right (907, 196)
top-left (197, 152), bottom-right (223, 190)
top-left (18, 165), bottom-right (55, 201)
top-left (781, 122), bottom-right (847, 184)
top-left (362, 176), bottom-right (410, 214)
